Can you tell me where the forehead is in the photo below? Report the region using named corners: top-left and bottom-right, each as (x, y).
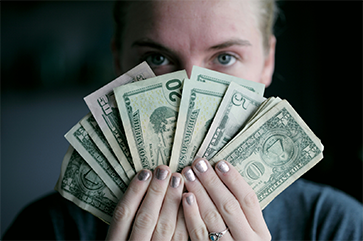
top-left (122, 0), bottom-right (259, 49)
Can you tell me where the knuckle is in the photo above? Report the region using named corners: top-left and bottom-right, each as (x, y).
top-left (229, 171), bottom-right (241, 184)
top-left (149, 183), bottom-right (166, 196)
top-left (153, 220), bottom-right (175, 238)
top-left (222, 197), bottom-right (240, 216)
top-left (171, 229), bottom-right (188, 241)
top-left (243, 190), bottom-right (259, 208)
top-left (207, 174), bottom-right (221, 187)
top-left (134, 211), bottom-right (155, 230)
top-left (112, 202), bottom-right (131, 223)
top-left (203, 209), bottom-right (221, 224)
top-left (190, 225), bottom-right (208, 241)
top-left (127, 181), bottom-right (144, 194)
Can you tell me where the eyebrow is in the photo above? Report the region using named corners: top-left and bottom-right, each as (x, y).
top-left (132, 38), bottom-right (173, 53)
top-left (131, 38), bottom-right (251, 52)
top-left (209, 39), bottom-right (252, 50)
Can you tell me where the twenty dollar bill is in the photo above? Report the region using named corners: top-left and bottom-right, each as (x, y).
top-left (114, 71), bottom-right (187, 171)
top-left (169, 79), bottom-right (227, 172)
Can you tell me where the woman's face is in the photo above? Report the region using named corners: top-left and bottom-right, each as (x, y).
top-left (114, 0), bottom-right (275, 87)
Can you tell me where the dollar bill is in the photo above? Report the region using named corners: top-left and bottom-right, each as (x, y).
top-left (214, 97), bottom-right (282, 157)
top-left (241, 97), bottom-right (282, 133)
top-left (196, 81), bottom-right (266, 160)
top-left (80, 113), bottom-right (130, 185)
top-left (114, 71), bottom-right (188, 172)
top-left (169, 79), bottom-right (228, 172)
top-left (190, 66), bottom-right (265, 96)
top-left (65, 118), bottom-right (128, 199)
top-left (55, 146), bottom-right (117, 224)
top-left (210, 100), bottom-right (324, 209)
top-left (84, 62), bottom-right (155, 179)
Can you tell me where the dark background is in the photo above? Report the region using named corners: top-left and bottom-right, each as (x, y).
top-left (1, 1), bottom-right (362, 236)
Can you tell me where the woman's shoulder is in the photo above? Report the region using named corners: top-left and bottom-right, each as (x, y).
top-left (274, 178), bottom-right (362, 211)
top-left (263, 178), bottom-right (363, 240)
top-left (3, 192), bottom-right (108, 240)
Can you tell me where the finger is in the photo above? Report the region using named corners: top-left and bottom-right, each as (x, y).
top-left (192, 158), bottom-right (249, 239)
top-left (129, 165), bottom-right (171, 241)
top-left (106, 169), bottom-right (152, 241)
top-left (215, 160), bottom-right (270, 238)
top-left (182, 167), bottom-right (231, 239)
top-left (182, 193), bottom-right (209, 241)
top-left (171, 205), bottom-right (188, 241)
top-left (152, 173), bottom-right (184, 241)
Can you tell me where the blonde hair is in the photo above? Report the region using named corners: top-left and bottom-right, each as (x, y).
top-left (256, 0), bottom-right (278, 53)
top-left (113, 0), bottom-right (278, 54)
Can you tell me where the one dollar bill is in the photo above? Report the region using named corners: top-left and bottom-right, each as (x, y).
top-left (210, 100), bottom-right (324, 209)
top-left (65, 118), bottom-right (128, 199)
top-left (55, 146), bottom-right (117, 224)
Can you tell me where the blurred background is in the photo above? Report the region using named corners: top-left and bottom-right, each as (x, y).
top-left (1, 1), bottom-right (362, 236)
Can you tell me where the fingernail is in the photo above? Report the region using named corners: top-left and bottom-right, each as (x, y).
top-left (171, 175), bottom-right (181, 188)
top-left (184, 168), bottom-right (196, 182)
top-left (156, 168), bottom-right (169, 180)
top-left (195, 159), bottom-right (208, 173)
top-left (138, 170), bottom-right (151, 181)
top-left (186, 194), bottom-right (194, 205)
top-left (217, 161), bottom-right (230, 173)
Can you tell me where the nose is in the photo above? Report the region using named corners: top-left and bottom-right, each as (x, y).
top-left (179, 57), bottom-right (204, 79)
top-left (184, 64), bottom-right (194, 79)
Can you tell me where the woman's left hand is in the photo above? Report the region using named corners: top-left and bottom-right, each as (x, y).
top-left (181, 158), bottom-right (271, 241)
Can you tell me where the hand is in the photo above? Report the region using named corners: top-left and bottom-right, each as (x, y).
top-left (181, 158), bottom-right (271, 241)
top-left (106, 165), bottom-right (188, 241)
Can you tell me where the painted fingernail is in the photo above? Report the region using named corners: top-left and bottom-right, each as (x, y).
top-left (171, 175), bottom-right (181, 188)
top-left (156, 168), bottom-right (169, 180)
top-left (138, 170), bottom-right (151, 181)
top-left (195, 159), bottom-right (208, 173)
top-left (186, 194), bottom-right (194, 205)
top-left (217, 161), bottom-right (230, 173)
top-left (184, 168), bottom-right (196, 182)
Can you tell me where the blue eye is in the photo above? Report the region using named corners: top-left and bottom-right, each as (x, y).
top-left (216, 54), bottom-right (236, 66)
top-left (145, 53), bottom-right (170, 67)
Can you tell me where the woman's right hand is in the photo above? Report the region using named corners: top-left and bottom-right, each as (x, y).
top-left (106, 165), bottom-right (187, 241)
top-left (181, 158), bottom-right (271, 241)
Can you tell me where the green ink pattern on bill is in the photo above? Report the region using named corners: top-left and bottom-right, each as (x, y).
top-left (55, 146), bottom-right (117, 224)
top-left (80, 113), bottom-right (130, 185)
top-left (114, 71), bottom-right (187, 171)
top-left (169, 79), bottom-right (227, 172)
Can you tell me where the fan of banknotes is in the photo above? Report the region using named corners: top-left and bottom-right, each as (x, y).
top-left (55, 62), bottom-right (324, 223)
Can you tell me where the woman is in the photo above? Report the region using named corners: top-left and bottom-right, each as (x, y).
top-left (108, 0), bottom-right (274, 240)
top-left (3, 0), bottom-right (362, 240)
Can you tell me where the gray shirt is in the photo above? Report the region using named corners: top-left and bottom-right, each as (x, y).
top-left (3, 179), bottom-right (363, 240)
